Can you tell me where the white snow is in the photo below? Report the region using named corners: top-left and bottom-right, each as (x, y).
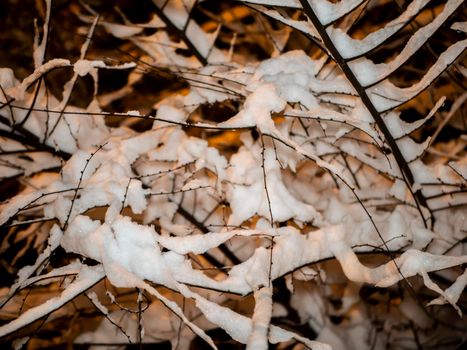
top-left (73, 59), bottom-right (136, 77)
top-left (384, 97), bottom-right (445, 139)
top-left (101, 22), bottom-right (143, 38)
top-left (396, 137), bottom-right (431, 163)
top-left (350, 0), bottom-right (464, 87)
top-left (219, 83), bottom-right (286, 131)
top-left (154, 0), bottom-right (192, 30)
top-left (0, 190), bottom-right (51, 226)
top-left (10, 225), bottom-right (63, 292)
top-left (251, 6), bottom-right (319, 39)
top-left (428, 268), bottom-right (467, 316)
top-left (247, 287), bottom-right (273, 350)
top-left (449, 161), bottom-right (467, 181)
top-left (367, 38), bottom-right (467, 111)
top-left (328, 0), bottom-right (430, 59)
top-left (0, 68), bottom-right (18, 89)
top-left (192, 289), bottom-right (331, 349)
top-left (185, 20), bottom-right (214, 59)
top-left (0, 265), bottom-right (104, 338)
top-left (309, 0), bottom-right (366, 26)
top-left (226, 146), bottom-right (322, 225)
top-left (451, 21), bottom-right (467, 33)
top-left (7, 59), bottom-right (70, 101)
top-left (32, 0), bottom-right (51, 68)
top-left (236, 0), bottom-right (300, 8)
top-left (156, 229), bottom-right (262, 255)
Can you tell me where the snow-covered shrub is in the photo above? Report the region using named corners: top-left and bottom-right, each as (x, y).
top-left (0, 0), bottom-right (466, 349)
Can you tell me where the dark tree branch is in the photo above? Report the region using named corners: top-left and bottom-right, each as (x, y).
top-left (298, 0), bottom-right (430, 227)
